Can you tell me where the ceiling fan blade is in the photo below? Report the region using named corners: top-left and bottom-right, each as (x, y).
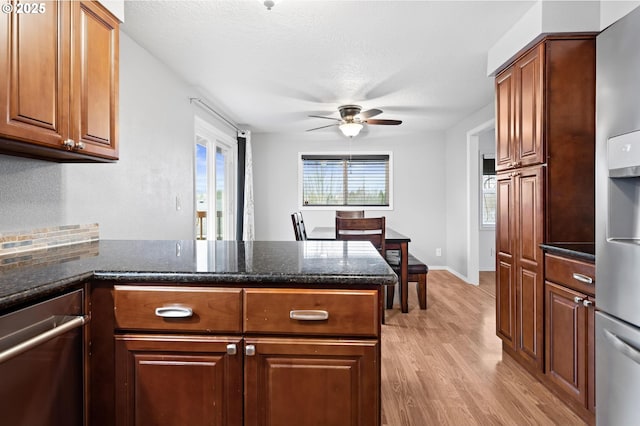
top-left (308, 115), bottom-right (341, 122)
top-left (358, 108), bottom-right (383, 119)
top-left (365, 119), bottom-right (402, 125)
top-left (306, 123), bottom-right (340, 132)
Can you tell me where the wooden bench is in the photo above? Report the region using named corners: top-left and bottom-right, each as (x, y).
top-left (386, 252), bottom-right (429, 311)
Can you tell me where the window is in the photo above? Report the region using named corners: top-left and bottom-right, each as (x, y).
top-left (300, 153), bottom-right (391, 208)
top-left (481, 155), bottom-right (496, 227)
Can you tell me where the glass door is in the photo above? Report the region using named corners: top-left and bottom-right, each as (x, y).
top-left (195, 118), bottom-right (237, 240)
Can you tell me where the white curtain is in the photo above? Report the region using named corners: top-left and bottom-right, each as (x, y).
top-left (242, 132), bottom-right (255, 241)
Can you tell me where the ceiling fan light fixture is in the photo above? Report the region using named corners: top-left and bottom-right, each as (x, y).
top-left (339, 122), bottom-right (363, 138)
top-left (263, 0), bottom-right (276, 10)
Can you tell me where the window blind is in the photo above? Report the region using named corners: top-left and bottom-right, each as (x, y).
top-left (301, 154), bottom-right (390, 207)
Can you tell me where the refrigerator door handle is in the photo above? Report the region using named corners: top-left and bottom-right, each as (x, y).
top-left (604, 328), bottom-right (640, 365)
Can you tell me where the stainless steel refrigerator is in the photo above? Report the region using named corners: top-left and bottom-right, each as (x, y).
top-left (596, 5), bottom-right (640, 424)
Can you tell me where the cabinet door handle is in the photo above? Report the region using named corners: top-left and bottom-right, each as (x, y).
top-left (154, 306), bottom-right (193, 318)
top-left (74, 141), bottom-right (85, 150)
top-left (245, 344), bottom-right (256, 356)
top-left (583, 300), bottom-right (594, 308)
top-left (574, 296), bottom-right (584, 304)
top-left (289, 310), bottom-right (329, 321)
top-left (572, 273), bottom-right (593, 284)
top-left (62, 139), bottom-right (75, 149)
top-left (226, 344), bottom-right (237, 355)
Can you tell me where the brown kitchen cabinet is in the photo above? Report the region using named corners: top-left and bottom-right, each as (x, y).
top-left (115, 335), bottom-right (243, 426)
top-left (105, 285), bottom-right (382, 426)
top-left (544, 253), bottom-right (596, 415)
top-left (244, 338), bottom-right (378, 426)
top-left (495, 34), bottom-right (596, 375)
top-left (0, 0), bottom-right (118, 162)
top-left (496, 165), bottom-right (545, 372)
top-left (496, 44), bottom-right (544, 172)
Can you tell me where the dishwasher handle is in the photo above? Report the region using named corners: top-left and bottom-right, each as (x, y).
top-left (604, 328), bottom-right (640, 365)
top-left (0, 315), bottom-right (88, 365)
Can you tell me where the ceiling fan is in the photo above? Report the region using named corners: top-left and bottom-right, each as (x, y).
top-left (306, 105), bottom-right (402, 137)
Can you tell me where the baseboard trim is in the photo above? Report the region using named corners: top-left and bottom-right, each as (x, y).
top-left (429, 266), bottom-right (476, 286)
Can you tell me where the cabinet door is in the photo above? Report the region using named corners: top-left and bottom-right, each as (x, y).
top-left (545, 282), bottom-right (588, 406)
top-left (244, 338), bottom-right (379, 426)
top-left (496, 68), bottom-right (516, 171)
top-left (70, 0), bottom-right (118, 159)
top-left (496, 171), bottom-right (516, 347)
top-left (0, 0), bottom-right (70, 148)
top-left (515, 166), bottom-right (545, 370)
top-left (515, 44), bottom-right (544, 167)
top-left (115, 334), bottom-right (243, 426)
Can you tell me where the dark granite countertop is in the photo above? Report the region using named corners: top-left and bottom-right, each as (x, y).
top-left (0, 240), bottom-right (398, 312)
top-left (540, 243), bottom-right (595, 263)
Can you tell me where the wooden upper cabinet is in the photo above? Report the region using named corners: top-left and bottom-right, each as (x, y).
top-left (515, 45), bottom-right (544, 168)
top-left (0, 1), bottom-right (70, 148)
top-left (71, 0), bottom-right (118, 159)
top-left (496, 44), bottom-right (544, 172)
top-left (496, 68), bottom-right (515, 171)
top-left (0, 0), bottom-right (118, 162)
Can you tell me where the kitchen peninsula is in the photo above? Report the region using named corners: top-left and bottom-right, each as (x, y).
top-left (0, 240), bottom-right (396, 426)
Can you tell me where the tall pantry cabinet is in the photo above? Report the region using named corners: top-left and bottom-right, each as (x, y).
top-left (494, 35), bottom-right (596, 373)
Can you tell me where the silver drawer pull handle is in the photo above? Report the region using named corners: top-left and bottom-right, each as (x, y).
top-left (245, 344), bottom-right (256, 356)
top-left (572, 273), bottom-right (593, 284)
top-left (226, 344), bottom-right (237, 355)
top-left (289, 310), bottom-right (329, 321)
top-left (155, 306), bottom-right (193, 318)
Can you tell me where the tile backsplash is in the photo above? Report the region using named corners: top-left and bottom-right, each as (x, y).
top-left (0, 223), bottom-right (99, 257)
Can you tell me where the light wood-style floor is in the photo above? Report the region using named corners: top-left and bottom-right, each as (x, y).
top-left (381, 270), bottom-right (586, 425)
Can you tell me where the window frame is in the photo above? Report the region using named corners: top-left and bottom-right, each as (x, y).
top-left (480, 153), bottom-right (496, 230)
top-left (298, 151), bottom-right (394, 211)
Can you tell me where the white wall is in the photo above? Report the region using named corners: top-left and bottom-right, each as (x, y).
top-left (487, 1), bottom-right (601, 76)
top-left (0, 32), bottom-right (234, 239)
top-left (251, 130), bottom-right (447, 267)
top-left (445, 103), bottom-right (495, 279)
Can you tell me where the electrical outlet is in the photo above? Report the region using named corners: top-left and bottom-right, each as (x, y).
top-left (436, 248), bottom-right (442, 257)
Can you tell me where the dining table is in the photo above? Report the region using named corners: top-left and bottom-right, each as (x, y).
top-left (307, 226), bottom-right (412, 313)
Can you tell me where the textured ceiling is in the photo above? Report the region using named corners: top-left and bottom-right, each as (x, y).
top-left (122, 0), bottom-right (535, 136)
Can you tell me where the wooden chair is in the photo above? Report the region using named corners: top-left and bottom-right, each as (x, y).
top-left (335, 216), bottom-right (385, 255)
top-left (290, 212), bottom-right (307, 241)
top-left (336, 210), bottom-right (365, 219)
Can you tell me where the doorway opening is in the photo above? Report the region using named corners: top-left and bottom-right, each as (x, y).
top-left (194, 117), bottom-right (237, 240)
top-left (466, 119), bottom-right (496, 285)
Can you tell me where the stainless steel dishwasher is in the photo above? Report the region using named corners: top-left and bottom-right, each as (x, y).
top-left (0, 289), bottom-right (87, 426)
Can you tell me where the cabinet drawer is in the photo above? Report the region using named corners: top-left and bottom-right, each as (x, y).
top-left (244, 289), bottom-right (379, 337)
top-left (545, 254), bottom-right (595, 296)
top-left (114, 286), bottom-right (242, 333)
